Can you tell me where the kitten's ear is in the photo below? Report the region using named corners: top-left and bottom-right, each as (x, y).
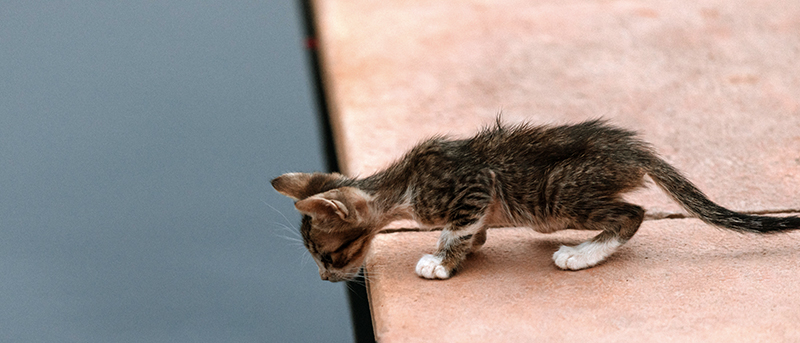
top-left (294, 187), bottom-right (370, 224)
top-left (271, 172), bottom-right (346, 201)
top-left (271, 173), bottom-right (314, 200)
top-left (295, 195), bottom-right (349, 221)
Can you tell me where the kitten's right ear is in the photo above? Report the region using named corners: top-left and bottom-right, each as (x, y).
top-left (271, 173), bottom-right (315, 200)
top-left (293, 187), bottom-right (370, 224)
top-left (294, 195), bottom-right (350, 221)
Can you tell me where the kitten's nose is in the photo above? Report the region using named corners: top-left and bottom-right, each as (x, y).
top-left (320, 271), bottom-right (330, 280)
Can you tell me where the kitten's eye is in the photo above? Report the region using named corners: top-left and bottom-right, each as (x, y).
top-left (319, 253), bottom-right (333, 265)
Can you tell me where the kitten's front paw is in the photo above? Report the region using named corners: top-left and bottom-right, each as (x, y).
top-left (415, 254), bottom-right (450, 279)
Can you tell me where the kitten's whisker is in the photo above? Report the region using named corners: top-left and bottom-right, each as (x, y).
top-left (263, 200), bottom-right (308, 248)
top-left (271, 221), bottom-right (302, 239)
top-left (272, 231), bottom-right (303, 243)
top-left (298, 251), bottom-right (308, 267)
top-left (269, 230), bottom-right (305, 249)
top-left (358, 268), bottom-right (385, 284)
top-left (274, 221), bottom-right (300, 232)
top-left (364, 273), bottom-right (386, 283)
top-left (300, 251), bottom-right (316, 269)
top-left (344, 280), bottom-right (371, 301)
top-left (262, 200), bottom-right (296, 229)
top-left (279, 237), bottom-right (304, 247)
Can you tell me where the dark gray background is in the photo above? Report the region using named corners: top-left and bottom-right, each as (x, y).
top-left (0, 2), bottom-right (353, 342)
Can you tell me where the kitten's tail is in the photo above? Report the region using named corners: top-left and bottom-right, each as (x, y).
top-left (646, 156), bottom-right (800, 233)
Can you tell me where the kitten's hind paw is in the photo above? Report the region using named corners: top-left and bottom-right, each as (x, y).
top-left (553, 239), bottom-right (622, 270)
top-left (415, 254), bottom-right (451, 279)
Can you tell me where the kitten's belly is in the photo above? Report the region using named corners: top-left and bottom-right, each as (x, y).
top-left (414, 215), bottom-right (448, 229)
top-left (482, 200), bottom-right (518, 228)
top-left (411, 200), bottom-right (514, 229)
top-left (483, 199), bottom-right (569, 233)
top-left (409, 199), bottom-right (566, 232)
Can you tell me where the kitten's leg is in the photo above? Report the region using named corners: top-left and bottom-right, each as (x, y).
top-left (416, 170), bottom-right (495, 279)
top-left (469, 227), bottom-right (488, 253)
top-left (553, 202), bottom-right (644, 270)
top-left (416, 222), bottom-right (486, 279)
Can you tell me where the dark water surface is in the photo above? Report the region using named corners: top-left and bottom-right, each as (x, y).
top-left (0, 2), bottom-right (352, 342)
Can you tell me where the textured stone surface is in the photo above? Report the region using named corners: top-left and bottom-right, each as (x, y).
top-left (309, 0), bottom-right (800, 341)
top-left (366, 223), bottom-right (800, 342)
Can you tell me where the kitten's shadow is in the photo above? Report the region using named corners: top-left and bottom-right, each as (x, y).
top-left (463, 234), bottom-right (590, 273)
top-left (463, 230), bottom-right (800, 276)
top-left (463, 233), bottom-right (633, 274)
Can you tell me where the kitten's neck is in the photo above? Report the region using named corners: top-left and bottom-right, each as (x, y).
top-left (353, 162), bottom-right (417, 229)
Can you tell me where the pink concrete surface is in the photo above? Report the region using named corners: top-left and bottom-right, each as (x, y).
top-left (366, 223), bottom-right (800, 342)
top-left (309, 0), bottom-right (800, 341)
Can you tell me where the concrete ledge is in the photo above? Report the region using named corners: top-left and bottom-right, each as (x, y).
top-left (366, 220), bottom-right (800, 342)
top-left (308, 0), bottom-right (800, 341)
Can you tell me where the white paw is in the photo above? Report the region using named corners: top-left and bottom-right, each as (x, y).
top-left (553, 239), bottom-right (621, 270)
top-left (415, 254), bottom-right (450, 279)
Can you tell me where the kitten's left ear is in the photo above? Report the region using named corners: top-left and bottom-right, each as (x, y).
top-left (271, 172), bottom-right (345, 201)
top-left (271, 173), bottom-right (314, 200)
top-left (295, 187), bottom-right (370, 224)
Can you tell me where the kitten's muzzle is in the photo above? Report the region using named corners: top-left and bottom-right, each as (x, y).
top-left (320, 273), bottom-right (347, 283)
top-left (319, 269), bottom-right (357, 282)
top-left (320, 270), bottom-right (332, 281)
top-left (319, 270), bottom-right (342, 282)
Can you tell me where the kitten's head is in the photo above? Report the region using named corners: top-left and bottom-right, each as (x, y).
top-left (271, 172), bottom-right (376, 282)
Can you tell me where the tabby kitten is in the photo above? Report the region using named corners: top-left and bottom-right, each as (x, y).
top-left (272, 120), bottom-right (800, 282)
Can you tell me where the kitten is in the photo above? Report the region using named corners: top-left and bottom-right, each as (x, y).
top-left (271, 120), bottom-right (800, 282)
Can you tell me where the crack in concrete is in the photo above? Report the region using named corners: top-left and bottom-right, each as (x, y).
top-left (380, 227), bottom-right (437, 234)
